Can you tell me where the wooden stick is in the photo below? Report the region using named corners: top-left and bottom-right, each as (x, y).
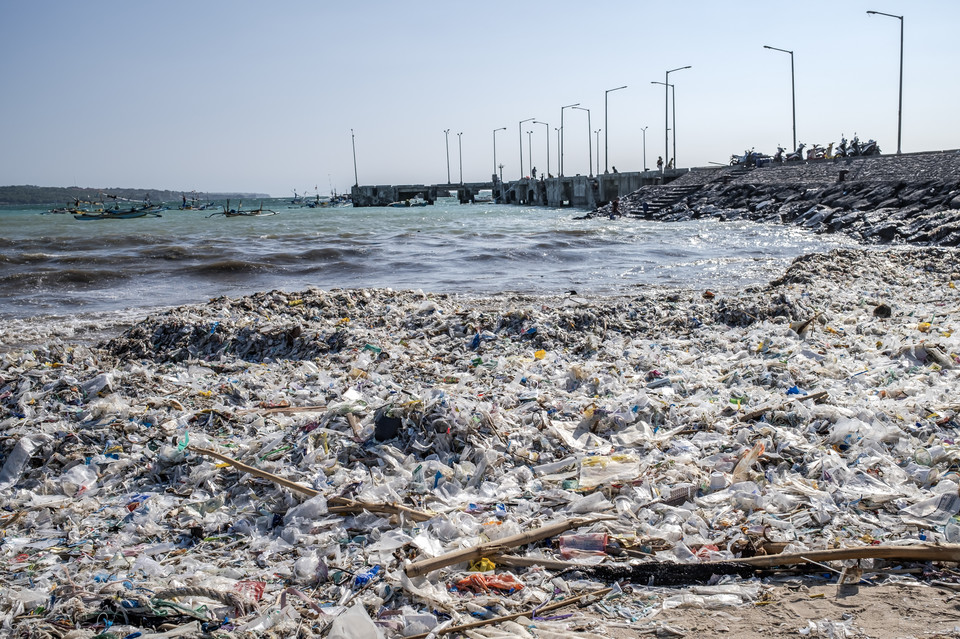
top-left (187, 446), bottom-right (432, 522)
top-left (404, 516), bottom-right (609, 578)
top-left (490, 554), bottom-right (578, 571)
top-left (235, 404), bottom-right (328, 415)
top-left (405, 587), bottom-right (613, 639)
top-left (740, 390), bottom-right (829, 421)
top-left (345, 413), bottom-right (364, 439)
top-left (189, 445), bottom-right (319, 496)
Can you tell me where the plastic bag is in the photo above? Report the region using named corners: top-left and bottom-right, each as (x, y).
top-left (326, 603), bottom-right (384, 639)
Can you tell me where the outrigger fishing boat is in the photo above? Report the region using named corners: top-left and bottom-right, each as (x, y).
top-left (71, 192), bottom-right (165, 220)
top-left (47, 196), bottom-right (106, 215)
top-left (388, 194), bottom-right (428, 208)
top-left (73, 205), bottom-right (163, 220)
top-left (179, 193), bottom-right (219, 210)
top-left (207, 201), bottom-right (277, 218)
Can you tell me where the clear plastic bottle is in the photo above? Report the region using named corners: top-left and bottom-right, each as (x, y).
top-left (945, 519), bottom-right (960, 544)
top-left (559, 533), bottom-right (608, 557)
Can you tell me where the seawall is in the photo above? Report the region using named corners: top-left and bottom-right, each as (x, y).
top-left (603, 150), bottom-right (960, 246)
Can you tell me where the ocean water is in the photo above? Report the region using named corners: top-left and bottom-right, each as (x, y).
top-left (0, 198), bottom-right (859, 348)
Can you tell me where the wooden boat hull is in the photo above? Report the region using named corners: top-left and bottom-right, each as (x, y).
top-left (73, 209), bottom-right (158, 220)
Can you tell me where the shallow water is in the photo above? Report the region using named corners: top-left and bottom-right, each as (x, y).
top-left (0, 198), bottom-right (860, 347)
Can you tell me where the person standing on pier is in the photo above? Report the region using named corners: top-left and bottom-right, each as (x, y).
top-left (657, 156), bottom-right (664, 171)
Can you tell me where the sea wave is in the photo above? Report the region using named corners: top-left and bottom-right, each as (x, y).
top-left (0, 267), bottom-right (129, 286)
top-left (0, 203), bottom-right (863, 321)
top-left (189, 259), bottom-right (277, 275)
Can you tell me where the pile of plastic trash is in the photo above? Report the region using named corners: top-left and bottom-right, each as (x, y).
top-left (0, 247), bottom-right (958, 637)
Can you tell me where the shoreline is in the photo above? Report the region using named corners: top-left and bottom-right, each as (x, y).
top-left (1, 246), bottom-right (960, 637)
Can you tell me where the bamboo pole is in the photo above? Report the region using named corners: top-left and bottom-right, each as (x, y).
top-left (404, 516), bottom-right (609, 578)
top-left (188, 445), bottom-right (432, 522)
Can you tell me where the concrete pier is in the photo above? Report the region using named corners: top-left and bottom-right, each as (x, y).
top-left (351, 182), bottom-right (500, 207)
top-left (499, 170), bottom-right (687, 208)
top-left (351, 170), bottom-right (688, 209)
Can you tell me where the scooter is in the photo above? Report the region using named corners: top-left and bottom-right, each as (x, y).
top-left (807, 143), bottom-right (829, 160)
top-left (785, 143), bottom-right (806, 162)
top-left (834, 136), bottom-right (848, 158)
top-left (773, 146), bottom-right (786, 163)
top-left (730, 148), bottom-right (759, 166)
top-left (859, 139), bottom-right (881, 156)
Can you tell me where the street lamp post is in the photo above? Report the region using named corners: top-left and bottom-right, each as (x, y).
top-left (444, 129), bottom-right (451, 184)
top-left (763, 45), bottom-right (796, 152)
top-left (457, 132), bottom-right (463, 184)
top-left (350, 128), bottom-right (358, 186)
top-left (518, 117), bottom-right (535, 179)
top-left (641, 126), bottom-right (648, 171)
top-left (594, 129), bottom-right (601, 175)
top-left (604, 85), bottom-right (627, 174)
top-left (572, 106), bottom-right (592, 177)
top-left (533, 120), bottom-right (549, 177)
top-left (554, 128), bottom-right (561, 176)
top-left (652, 81), bottom-right (677, 168)
top-left (492, 127), bottom-right (506, 180)
top-left (527, 130), bottom-right (533, 176)
top-left (663, 66), bottom-right (690, 169)
top-left (867, 10), bottom-right (904, 154)
top-left (560, 103), bottom-right (579, 176)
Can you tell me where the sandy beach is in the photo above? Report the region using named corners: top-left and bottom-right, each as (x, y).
top-left (1, 246), bottom-right (959, 638)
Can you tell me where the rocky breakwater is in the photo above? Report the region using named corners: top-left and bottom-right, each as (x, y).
top-left (606, 150), bottom-right (960, 246)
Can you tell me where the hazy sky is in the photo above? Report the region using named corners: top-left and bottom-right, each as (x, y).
top-left (2, 1), bottom-right (957, 196)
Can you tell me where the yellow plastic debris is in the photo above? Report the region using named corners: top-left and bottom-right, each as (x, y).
top-left (469, 558), bottom-right (496, 572)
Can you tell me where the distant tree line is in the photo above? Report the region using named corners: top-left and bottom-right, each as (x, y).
top-left (0, 185), bottom-right (270, 205)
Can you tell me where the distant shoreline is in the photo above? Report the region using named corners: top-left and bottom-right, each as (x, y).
top-left (0, 185), bottom-right (270, 206)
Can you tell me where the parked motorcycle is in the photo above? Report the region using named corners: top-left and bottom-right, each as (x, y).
top-left (731, 148), bottom-right (758, 166)
top-left (834, 136), bottom-right (848, 158)
top-left (858, 138), bottom-right (881, 156)
top-left (848, 136), bottom-right (862, 157)
top-left (785, 143), bottom-right (806, 162)
top-left (773, 146), bottom-right (786, 163)
top-left (806, 143), bottom-right (830, 160)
